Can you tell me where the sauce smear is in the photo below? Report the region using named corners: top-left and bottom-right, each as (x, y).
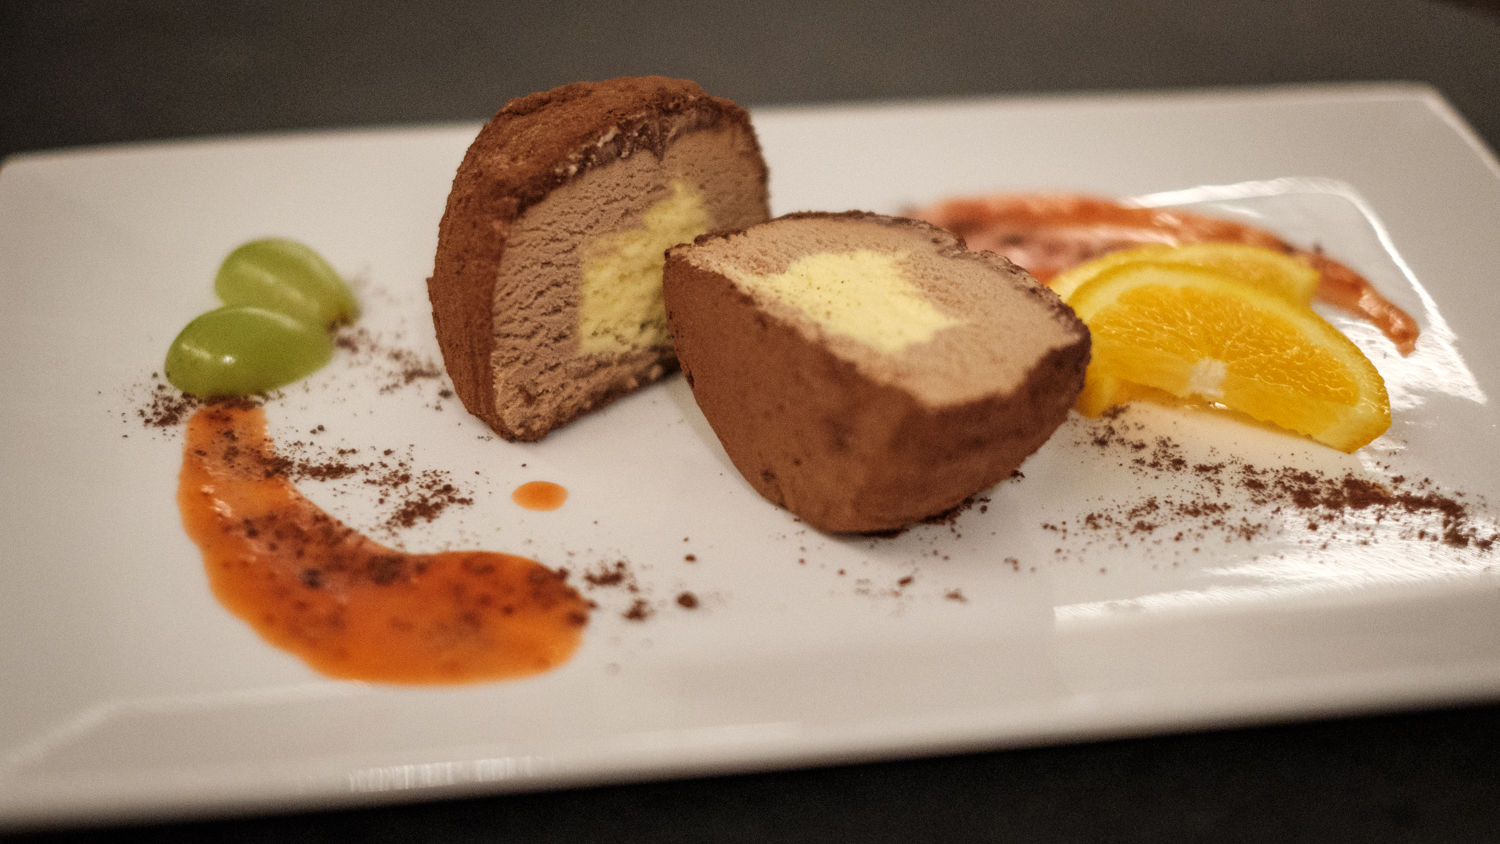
top-left (513, 480), bottom-right (568, 511)
top-left (178, 404), bottom-right (588, 684)
top-left (912, 193), bottom-right (1419, 355)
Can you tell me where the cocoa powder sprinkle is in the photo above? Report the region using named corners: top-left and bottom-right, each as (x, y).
top-left (623, 599), bottom-right (654, 621)
top-left (1065, 408), bottom-right (1496, 557)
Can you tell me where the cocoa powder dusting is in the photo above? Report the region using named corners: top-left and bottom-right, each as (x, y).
top-left (579, 559), bottom-right (673, 620)
top-left (249, 436), bottom-right (476, 537)
top-left (134, 375), bottom-right (205, 427)
top-left (1063, 407), bottom-right (1496, 558)
top-left (623, 599), bottom-right (654, 621)
top-left (583, 561), bottom-right (633, 589)
top-left (334, 327), bottom-right (445, 394)
top-left (125, 329), bottom-right (474, 538)
top-left (383, 472), bottom-right (475, 531)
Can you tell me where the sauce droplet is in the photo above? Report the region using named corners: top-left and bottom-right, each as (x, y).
top-left (513, 480), bottom-right (568, 511)
top-left (177, 404), bottom-right (588, 684)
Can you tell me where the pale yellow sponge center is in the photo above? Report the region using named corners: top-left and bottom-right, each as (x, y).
top-left (727, 250), bottom-right (961, 354)
top-left (580, 180), bottom-right (712, 354)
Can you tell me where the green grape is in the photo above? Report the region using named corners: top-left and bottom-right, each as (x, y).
top-left (164, 306), bottom-right (334, 396)
top-left (214, 238), bottom-right (359, 328)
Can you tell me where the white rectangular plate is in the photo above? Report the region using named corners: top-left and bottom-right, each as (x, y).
top-left (4, 82), bottom-right (1500, 827)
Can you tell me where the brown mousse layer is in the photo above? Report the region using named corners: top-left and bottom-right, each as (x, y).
top-left (663, 211), bottom-right (1091, 533)
top-left (429, 76), bottom-right (770, 441)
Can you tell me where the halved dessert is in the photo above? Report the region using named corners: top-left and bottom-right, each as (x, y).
top-left (429, 77), bottom-right (770, 441)
top-left (663, 212), bottom-right (1091, 533)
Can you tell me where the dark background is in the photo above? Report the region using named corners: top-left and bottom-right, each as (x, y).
top-left (4, 0), bottom-right (1500, 841)
top-left (5, 0), bottom-right (1500, 160)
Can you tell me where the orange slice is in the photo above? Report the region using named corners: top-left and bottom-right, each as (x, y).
top-left (1050, 242), bottom-right (1321, 304)
top-left (1067, 263), bottom-right (1390, 452)
top-left (1074, 367), bottom-right (1124, 418)
top-left (1060, 244), bottom-right (1326, 423)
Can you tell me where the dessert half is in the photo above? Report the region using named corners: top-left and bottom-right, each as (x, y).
top-left (429, 76), bottom-right (771, 441)
top-left (663, 211), bottom-right (1091, 533)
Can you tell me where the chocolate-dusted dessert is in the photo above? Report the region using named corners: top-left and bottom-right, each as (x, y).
top-left (429, 77), bottom-right (770, 441)
top-left (662, 211), bottom-right (1091, 533)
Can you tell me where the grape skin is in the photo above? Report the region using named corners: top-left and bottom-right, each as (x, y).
top-left (214, 238), bottom-right (359, 328)
top-left (165, 306), bottom-right (335, 396)
top-left (164, 238), bottom-right (357, 396)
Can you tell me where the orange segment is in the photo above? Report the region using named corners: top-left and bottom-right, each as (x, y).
top-left (1050, 242), bottom-right (1320, 305)
top-left (1049, 244), bottom-right (1173, 302)
top-left (1067, 263), bottom-right (1390, 452)
top-left (1074, 367), bottom-right (1124, 418)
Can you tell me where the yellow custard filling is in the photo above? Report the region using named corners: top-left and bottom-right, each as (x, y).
top-left (580, 180), bottom-right (711, 354)
top-left (725, 250), bottom-right (960, 353)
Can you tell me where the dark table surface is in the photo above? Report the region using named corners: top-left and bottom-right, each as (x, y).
top-left (5, 1), bottom-right (1500, 841)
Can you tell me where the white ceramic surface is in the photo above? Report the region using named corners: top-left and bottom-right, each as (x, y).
top-left (3, 82), bottom-right (1500, 827)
